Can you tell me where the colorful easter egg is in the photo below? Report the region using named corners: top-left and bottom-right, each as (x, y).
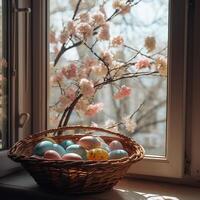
top-left (100, 143), bottom-right (111, 153)
top-left (87, 148), bottom-right (109, 161)
top-left (66, 144), bottom-right (87, 160)
top-left (78, 136), bottom-right (101, 150)
top-left (44, 150), bottom-right (62, 160)
top-left (33, 140), bottom-right (53, 156)
top-left (109, 140), bottom-right (123, 151)
top-left (41, 137), bottom-right (56, 144)
top-left (96, 136), bottom-right (106, 144)
top-left (109, 150), bottom-right (128, 160)
top-left (62, 153), bottom-right (82, 161)
top-left (60, 140), bottom-right (74, 149)
top-left (52, 144), bottom-right (66, 156)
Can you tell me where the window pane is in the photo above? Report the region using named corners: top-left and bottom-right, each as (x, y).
top-left (48, 0), bottom-right (168, 156)
top-left (0, 0), bottom-right (7, 149)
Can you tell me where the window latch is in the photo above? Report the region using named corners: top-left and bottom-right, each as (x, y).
top-left (19, 113), bottom-right (30, 128)
top-left (14, 8), bottom-right (31, 13)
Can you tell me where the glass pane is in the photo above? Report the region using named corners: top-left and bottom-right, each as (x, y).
top-left (48, 0), bottom-right (168, 156)
top-left (0, 0), bottom-right (7, 149)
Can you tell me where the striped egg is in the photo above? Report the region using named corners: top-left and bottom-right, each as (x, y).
top-left (78, 136), bottom-right (101, 150)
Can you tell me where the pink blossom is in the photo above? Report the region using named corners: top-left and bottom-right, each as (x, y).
top-left (50, 72), bottom-right (63, 84)
top-left (67, 20), bottom-right (76, 35)
top-left (76, 22), bottom-right (93, 39)
top-left (112, 36), bottom-right (124, 47)
top-left (65, 87), bottom-right (76, 101)
top-left (61, 63), bottom-right (77, 79)
top-left (75, 99), bottom-right (89, 112)
top-left (135, 59), bottom-right (150, 69)
top-left (101, 51), bottom-right (113, 66)
top-left (59, 30), bottom-right (69, 43)
top-left (92, 12), bottom-right (105, 25)
top-left (79, 78), bottom-right (95, 97)
top-left (92, 64), bottom-right (107, 77)
top-left (85, 103), bottom-right (104, 117)
top-left (112, 0), bottom-right (131, 15)
top-left (98, 23), bottom-right (110, 40)
top-left (79, 12), bottom-right (90, 22)
top-left (114, 85), bottom-right (131, 100)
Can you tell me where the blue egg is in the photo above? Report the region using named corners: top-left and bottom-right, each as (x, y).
top-left (66, 144), bottom-right (87, 160)
top-left (60, 140), bottom-right (74, 149)
top-left (33, 141), bottom-right (53, 156)
top-left (109, 150), bottom-right (128, 160)
top-left (52, 144), bottom-right (66, 156)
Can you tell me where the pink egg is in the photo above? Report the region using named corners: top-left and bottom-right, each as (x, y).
top-left (78, 136), bottom-right (101, 150)
top-left (62, 153), bottom-right (82, 161)
top-left (44, 150), bottom-right (62, 160)
top-left (109, 140), bottom-right (124, 151)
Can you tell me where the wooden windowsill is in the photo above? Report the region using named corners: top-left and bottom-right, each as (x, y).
top-left (0, 170), bottom-right (199, 200)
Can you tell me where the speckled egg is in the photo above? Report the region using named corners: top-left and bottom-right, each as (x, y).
top-left (33, 141), bottom-right (53, 156)
top-left (52, 144), bottom-right (66, 156)
top-left (65, 144), bottom-right (87, 160)
top-left (109, 150), bottom-right (128, 160)
top-left (109, 140), bottom-right (124, 151)
top-left (62, 153), bottom-right (82, 161)
top-left (78, 136), bottom-right (101, 150)
top-left (60, 140), bottom-right (74, 149)
top-left (87, 148), bottom-right (109, 161)
top-left (100, 143), bottom-right (111, 153)
top-left (44, 150), bottom-right (62, 160)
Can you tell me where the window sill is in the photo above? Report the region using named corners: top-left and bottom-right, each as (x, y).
top-left (0, 171), bottom-right (200, 200)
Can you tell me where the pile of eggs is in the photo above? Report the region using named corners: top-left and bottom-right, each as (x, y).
top-left (32, 136), bottom-right (129, 161)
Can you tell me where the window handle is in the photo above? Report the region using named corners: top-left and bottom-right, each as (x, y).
top-left (19, 113), bottom-right (30, 128)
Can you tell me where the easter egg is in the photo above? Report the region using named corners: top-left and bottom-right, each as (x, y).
top-left (109, 150), bottom-right (128, 160)
top-left (60, 140), bottom-right (74, 149)
top-left (100, 143), bottom-right (111, 153)
top-left (78, 136), bottom-right (101, 150)
top-left (62, 153), bottom-right (82, 161)
top-left (41, 137), bottom-right (56, 144)
top-left (66, 144), bottom-right (87, 160)
top-left (96, 136), bottom-right (106, 144)
top-left (44, 150), bottom-right (62, 160)
top-left (33, 141), bottom-right (53, 156)
top-left (87, 148), bottom-right (109, 161)
top-left (109, 140), bottom-right (124, 151)
top-left (52, 144), bottom-right (66, 156)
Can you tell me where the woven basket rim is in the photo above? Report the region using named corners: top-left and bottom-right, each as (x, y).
top-left (8, 125), bottom-right (145, 165)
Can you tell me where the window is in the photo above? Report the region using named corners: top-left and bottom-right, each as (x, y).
top-left (1, 0), bottom-right (200, 181)
top-left (47, 0), bottom-right (186, 178)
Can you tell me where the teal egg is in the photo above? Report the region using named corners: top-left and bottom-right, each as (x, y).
top-left (52, 144), bottom-right (66, 156)
top-left (101, 143), bottom-right (111, 153)
top-left (66, 144), bottom-right (87, 160)
top-left (33, 141), bottom-right (53, 156)
top-left (60, 140), bottom-right (74, 149)
top-left (109, 150), bottom-right (128, 160)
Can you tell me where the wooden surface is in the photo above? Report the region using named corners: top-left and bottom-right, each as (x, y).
top-left (0, 170), bottom-right (200, 200)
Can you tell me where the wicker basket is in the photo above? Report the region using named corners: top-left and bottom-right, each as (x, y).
top-left (8, 125), bottom-right (144, 194)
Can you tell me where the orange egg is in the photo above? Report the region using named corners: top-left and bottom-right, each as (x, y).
top-left (44, 150), bottom-right (62, 160)
top-left (87, 148), bottom-right (109, 161)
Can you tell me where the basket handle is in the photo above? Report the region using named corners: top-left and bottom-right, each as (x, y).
top-left (44, 125), bottom-right (129, 140)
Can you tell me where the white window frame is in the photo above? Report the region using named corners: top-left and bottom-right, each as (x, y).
top-left (128, 0), bottom-right (188, 178)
